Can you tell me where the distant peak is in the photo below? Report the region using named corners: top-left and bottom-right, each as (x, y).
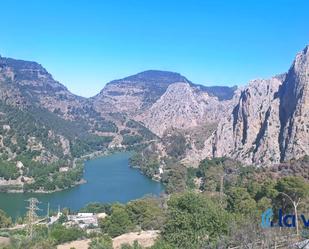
top-left (110, 70), bottom-right (191, 85)
top-left (132, 70), bottom-right (187, 79)
top-left (0, 56), bottom-right (45, 71)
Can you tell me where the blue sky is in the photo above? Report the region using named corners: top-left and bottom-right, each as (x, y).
top-left (1, 0), bottom-right (308, 97)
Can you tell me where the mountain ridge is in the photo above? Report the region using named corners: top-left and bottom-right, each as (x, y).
top-left (1, 45), bottom-right (309, 173)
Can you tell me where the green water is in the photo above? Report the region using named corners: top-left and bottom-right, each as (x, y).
top-left (0, 152), bottom-right (163, 219)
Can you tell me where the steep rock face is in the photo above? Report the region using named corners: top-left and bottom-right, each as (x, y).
top-left (279, 45), bottom-right (309, 161)
top-left (0, 56), bottom-right (116, 166)
top-left (93, 70), bottom-right (237, 137)
top-left (0, 56), bottom-right (90, 120)
top-left (232, 77), bottom-right (283, 164)
top-left (206, 76), bottom-right (284, 165)
top-left (136, 83), bottom-right (234, 136)
top-left (0, 59), bottom-right (26, 106)
top-left (92, 70), bottom-right (190, 114)
top-left (190, 45), bottom-right (309, 166)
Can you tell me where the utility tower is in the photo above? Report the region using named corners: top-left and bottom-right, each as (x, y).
top-left (25, 198), bottom-right (41, 238)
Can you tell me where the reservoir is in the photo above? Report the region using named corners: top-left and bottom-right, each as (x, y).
top-left (0, 152), bottom-right (163, 219)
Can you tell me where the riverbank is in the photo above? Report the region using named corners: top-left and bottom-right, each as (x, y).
top-left (0, 147), bottom-right (126, 194)
top-left (0, 179), bottom-right (87, 194)
top-left (5, 178), bottom-right (88, 194)
top-left (0, 152), bottom-right (164, 219)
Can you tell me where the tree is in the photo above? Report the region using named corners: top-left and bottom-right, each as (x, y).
top-left (275, 177), bottom-right (309, 236)
top-left (80, 203), bottom-right (111, 215)
top-left (257, 197), bottom-right (272, 213)
top-left (50, 224), bottom-right (84, 244)
top-left (275, 176), bottom-right (309, 201)
top-left (162, 163), bottom-right (187, 194)
top-left (0, 209), bottom-right (12, 228)
top-left (150, 239), bottom-right (175, 249)
top-left (255, 179), bottom-right (278, 200)
top-left (126, 198), bottom-right (165, 230)
top-left (162, 192), bottom-right (230, 249)
top-left (57, 214), bottom-right (68, 224)
top-left (89, 235), bottom-right (113, 249)
top-left (226, 187), bottom-right (257, 216)
top-left (100, 204), bottom-right (133, 237)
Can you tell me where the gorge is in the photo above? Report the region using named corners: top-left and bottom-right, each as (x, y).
top-left (0, 152), bottom-right (163, 219)
top-left (0, 45), bottom-right (309, 194)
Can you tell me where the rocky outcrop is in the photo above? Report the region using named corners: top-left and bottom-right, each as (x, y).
top-left (2, 45), bottom-right (309, 168)
top-left (190, 45), bottom-right (309, 166)
top-left (203, 76), bottom-right (284, 165)
top-left (136, 82), bottom-right (235, 136)
top-left (0, 56), bottom-right (91, 121)
top-left (92, 70), bottom-right (190, 114)
top-left (93, 70), bottom-right (237, 137)
top-left (278, 45), bottom-right (309, 162)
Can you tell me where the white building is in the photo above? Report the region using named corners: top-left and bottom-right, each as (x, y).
top-left (67, 213), bottom-right (98, 229)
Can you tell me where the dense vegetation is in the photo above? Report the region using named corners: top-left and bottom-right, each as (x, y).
top-left (130, 145), bottom-right (161, 178)
top-left (119, 120), bottom-right (157, 148)
top-left (130, 150), bottom-right (188, 194)
top-left (0, 101), bottom-right (115, 191)
top-left (163, 131), bottom-right (187, 160)
top-left (1, 156), bottom-right (308, 248)
top-left (24, 165), bottom-right (83, 192)
top-left (1, 89), bottom-right (309, 247)
top-left (121, 135), bottom-right (143, 146)
top-left (0, 209), bottom-right (12, 228)
top-left (0, 160), bottom-right (19, 180)
top-left (125, 120), bottom-right (157, 141)
top-left (99, 198), bottom-right (165, 238)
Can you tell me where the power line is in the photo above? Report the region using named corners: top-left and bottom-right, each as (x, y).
top-left (25, 198), bottom-right (41, 239)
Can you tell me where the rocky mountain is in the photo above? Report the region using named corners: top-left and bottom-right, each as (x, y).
top-left (135, 82), bottom-right (236, 136)
top-left (92, 70), bottom-right (191, 114)
top-left (1, 44), bottom-right (309, 191)
top-left (194, 76), bottom-right (285, 165)
top-left (0, 56), bottom-right (100, 122)
top-left (93, 70), bottom-right (237, 136)
top-left (279, 45), bottom-right (309, 162)
top-left (186, 45), bottom-right (309, 166)
top-left (0, 57), bottom-right (155, 191)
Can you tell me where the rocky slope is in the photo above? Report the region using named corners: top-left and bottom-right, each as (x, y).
top-left (92, 70), bottom-right (191, 114)
top-left (0, 56), bottom-right (88, 118)
top-left (199, 76), bottom-right (284, 165)
top-left (0, 57), bottom-right (155, 155)
top-left (0, 56), bottom-right (148, 191)
top-left (93, 70), bottom-right (237, 137)
top-left (278, 46), bottom-right (309, 162)
top-left (187, 45), bottom-right (309, 166)
top-left (1, 44), bottom-right (309, 177)
top-left (136, 82), bottom-right (235, 136)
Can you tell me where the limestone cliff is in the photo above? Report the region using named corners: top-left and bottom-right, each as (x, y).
top-left (136, 82), bottom-right (234, 136)
top-left (279, 45), bottom-right (309, 161)
top-left (92, 70), bottom-right (190, 114)
top-left (189, 45), bottom-right (309, 166)
top-left (93, 70), bottom-right (236, 137)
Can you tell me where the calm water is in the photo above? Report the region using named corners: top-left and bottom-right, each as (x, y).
top-left (0, 152), bottom-right (163, 219)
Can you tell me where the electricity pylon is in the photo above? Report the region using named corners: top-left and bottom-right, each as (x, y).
top-left (25, 198), bottom-right (41, 238)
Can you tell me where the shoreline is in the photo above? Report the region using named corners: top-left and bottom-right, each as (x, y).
top-left (0, 147), bottom-right (127, 194)
top-left (3, 179), bottom-right (88, 194)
